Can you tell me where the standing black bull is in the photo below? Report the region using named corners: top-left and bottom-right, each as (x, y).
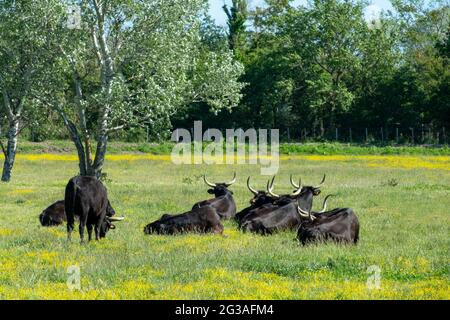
top-left (296, 197), bottom-right (360, 245)
top-left (192, 173), bottom-right (237, 219)
top-left (65, 176), bottom-right (124, 243)
top-left (144, 206), bottom-right (223, 235)
top-left (240, 175), bottom-right (326, 232)
top-left (39, 199), bottom-right (117, 227)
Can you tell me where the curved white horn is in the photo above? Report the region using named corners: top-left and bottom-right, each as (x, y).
top-left (247, 176), bottom-right (258, 195)
top-left (225, 172), bottom-right (237, 186)
top-left (297, 204), bottom-right (315, 221)
top-left (318, 194), bottom-right (334, 213)
top-left (291, 178), bottom-right (303, 196)
top-left (107, 216), bottom-right (125, 222)
top-left (203, 174), bottom-right (216, 187)
top-left (313, 174), bottom-right (326, 189)
top-left (290, 174), bottom-right (300, 189)
top-left (267, 176), bottom-right (280, 198)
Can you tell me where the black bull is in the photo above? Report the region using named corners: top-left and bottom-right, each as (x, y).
top-left (65, 176), bottom-right (123, 242)
top-left (144, 206), bottom-right (223, 235)
top-left (238, 175), bottom-right (325, 233)
top-left (39, 200), bottom-right (67, 226)
top-left (297, 208), bottom-right (360, 245)
top-left (192, 173), bottom-right (237, 219)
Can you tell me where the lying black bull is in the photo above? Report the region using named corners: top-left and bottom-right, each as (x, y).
top-left (296, 201), bottom-right (360, 245)
top-left (144, 206), bottom-right (223, 235)
top-left (240, 175), bottom-right (325, 232)
top-left (65, 176), bottom-right (124, 242)
top-left (39, 200), bottom-right (67, 226)
top-left (234, 177), bottom-right (277, 224)
top-left (239, 175), bottom-right (313, 224)
top-left (192, 173), bottom-right (237, 219)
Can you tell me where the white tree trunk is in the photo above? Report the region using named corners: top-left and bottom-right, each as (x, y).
top-left (1, 118), bottom-right (19, 182)
top-left (90, 0), bottom-right (115, 179)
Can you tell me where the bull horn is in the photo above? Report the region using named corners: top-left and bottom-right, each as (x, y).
top-left (290, 174), bottom-right (300, 189)
top-left (224, 172), bottom-right (237, 186)
top-left (291, 178), bottom-right (303, 196)
top-left (107, 216), bottom-right (125, 222)
top-left (313, 174), bottom-right (326, 189)
top-left (203, 174), bottom-right (216, 187)
top-left (267, 176), bottom-right (280, 198)
top-left (297, 204), bottom-right (315, 221)
top-left (318, 194), bottom-right (334, 213)
top-left (247, 176), bottom-right (258, 196)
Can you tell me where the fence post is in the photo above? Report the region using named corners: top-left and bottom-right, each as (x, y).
top-left (335, 128), bottom-right (338, 141)
top-left (396, 127), bottom-right (399, 144)
top-left (411, 128), bottom-right (414, 144)
top-left (365, 128), bottom-right (368, 143)
top-left (349, 128), bottom-right (352, 143)
top-left (287, 128), bottom-right (290, 142)
top-left (147, 126), bottom-right (150, 143)
top-left (443, 127), bottom-right (446, 144)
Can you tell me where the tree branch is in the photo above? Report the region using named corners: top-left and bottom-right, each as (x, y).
top-left (2, 89), bottom-right (15, 121)
top-left (107, 124), bottom-right (126, 133)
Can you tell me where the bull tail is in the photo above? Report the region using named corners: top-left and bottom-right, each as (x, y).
top-left (65, 177), bottom-right (79, 240)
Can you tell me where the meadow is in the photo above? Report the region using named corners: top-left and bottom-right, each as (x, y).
top-left (0, 147), bottom-right (449, 299)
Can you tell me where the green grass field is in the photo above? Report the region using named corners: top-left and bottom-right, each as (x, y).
top-left (0, 149), bottom-right (449, 299)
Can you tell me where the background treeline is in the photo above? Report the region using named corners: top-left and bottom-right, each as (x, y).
top-left (175, 0), bottom-right (450, 143)
top-left (2, 0), bottom-right (449, 144)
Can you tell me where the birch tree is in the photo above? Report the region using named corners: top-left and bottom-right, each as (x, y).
top-left (0, 0), bottom-right (64, 182)
top-left (47, 0), bottom-right (244, 177)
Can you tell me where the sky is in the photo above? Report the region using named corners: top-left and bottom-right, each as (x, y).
top-left (208, 0), bottom-right (395, 26)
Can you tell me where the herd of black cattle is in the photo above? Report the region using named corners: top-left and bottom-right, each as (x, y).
top-left (39, 173), bottom-right (360, 245)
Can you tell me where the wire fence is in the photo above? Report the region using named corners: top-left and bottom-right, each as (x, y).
top-left (172, 126), bottom-right (449, 145)
top-left (281, 126), bottom-right (448, 144)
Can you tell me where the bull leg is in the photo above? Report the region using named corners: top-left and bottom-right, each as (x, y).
top-left (87, 224), bottom-right (93, 242)
top-left (79, 215), bottom-right (88, 244)
top-left (67, 222), bottom-right (74, 241)
top-left (66, 214), bottom-right (75, 242)
top-left (94, 225), bottom-right (99, 241)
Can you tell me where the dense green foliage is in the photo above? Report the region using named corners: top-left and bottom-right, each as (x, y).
top-left (2, 0), bottom-right (449, 143)
top-left (177, 0), bottom-right (449, 139)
